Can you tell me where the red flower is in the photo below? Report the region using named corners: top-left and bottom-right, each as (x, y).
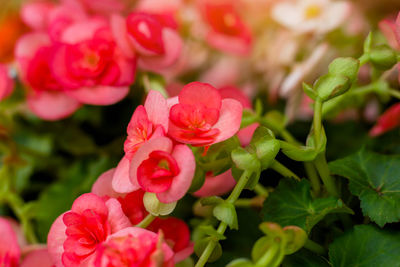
top-left (369, 103), bottom-right (400, 137)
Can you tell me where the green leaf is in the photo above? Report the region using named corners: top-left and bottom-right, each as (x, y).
top-left (282, 249), bottom-right (330, 267)
top-left (329, 225), bottom-right (400, 267)
top-left (213, 202), bottom-right (239, 230)
top-left (262, 179), bottom-right (353, 233)
top-left (329, 149), bottom-right (400, 227)
top-left (302, 83), bottom-right (317, 101)
top-left (200, 196), bottom-right (224, 206)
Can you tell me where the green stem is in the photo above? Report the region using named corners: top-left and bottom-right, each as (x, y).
top-left (304, 239), bottom-right (326, 255)
top-left (388, 89), bottom-right (400, 99)
top-left (254, 244), bottom-right (280, 267)
top-left (358, 54), bottom-right (369, 66)
top-left (254, 183), bottom-right (269, 197)
top-left (304, 162), bottom-right (321, 196)
top-left (6, 193), bottom-right (37, 243)
top-left (271, 160), bottom-right (301, 181)
top-left (136, 214), bottom-right (156, 228)
top-left (313, 98), bottom-right (338, 197)
top-left (195, 170), bottom-right (252, 267)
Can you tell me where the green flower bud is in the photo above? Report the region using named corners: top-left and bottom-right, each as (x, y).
top-left (370, 45), bottom-right (398, 70)
top-left (328, 57), bottom-right (360, 82)
top-left (143, 192), bottom-right (176, 216)
top-left (314, 74), bottom-right (351, 102)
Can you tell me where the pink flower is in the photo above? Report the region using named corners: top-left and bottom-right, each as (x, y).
top-left (21, 248), bottom-right (54, 267)
top-left (369, 103), bottom-right (400, 137)
top-left (51, 18), bottom-right (136, 105)
top-left (128, 136), bottom-right (196, 203)
top-left (168, 82), bottom-right (243, 146)
top-left (379, 14), bottom-right (400, 51)
top-left (61, 0), bottom-right (129, 16)
top-left (148, 217), bottom-right (193, 262)
top-left (111, 11), bottom-right (182, 73)
top-left (0, 217), bottom-right (20, 267)
top-left (47, 193), bottom-right (131, 267)
top-left (92, 227), bottom-right (174, 267)
top-left (194, 170), bottom-right (237, 197)
top-left (15, 33), bottom-right (81, 120)
top-left (0, 64), bottom-right (14, 101)
top-left (198, 0), bottom-right (252, 55)
top-left (92, 169), bottom-right (149, 225)
top-left (112, 90), bottom-right (169, 193)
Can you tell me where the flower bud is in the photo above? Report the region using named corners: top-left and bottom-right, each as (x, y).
top-left (314, 74), bottom-right (351, 102)
top-left (143, 192), bottom-right (176, 216)
top-left (369, 45), bottom-right (397, 70)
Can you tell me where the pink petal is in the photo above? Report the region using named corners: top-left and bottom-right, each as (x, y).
top-left (212, 98), bottom-right (243, 144)
top-left (206, 30), bottom-right (251, 56)
top-left (379, 19), bottom-right (400, 50)
top-left (110, 14), bottom-right (136, 59)
top-left (157, 144), bottom-right (195, 203)
top-left (0, 65), bottom-right (14, 101)
top-left (60, 18), bottom-right (107, 44)
top-left (167, 96), bottom-right (179, 109)
top-left (21, 248), bottom-right (54, 267)
top-left (114, 49), bottom-right (137, 86)
top-left (112, 156), bottom-right (140, 193)
top-left (15, 32), bottom-right (50, 61)
top-left (129, 137), bottom-right (173, 188)
top-left (106, 227), bottom-right (174, 263)
top-left (105, 198), bottom-right (132, 233)
top-left (71, 193), bottom-right (108, 215)
top-left (138, 28), bottom-right (183, 73)
top-left (21, 2), bottom-right (54, 30)
top-left (144, 90), bottom-right (169, 131)
top-left (0, 217), bottom-right (20, 266)
top-left (47, 214), bottom-right (67, 267)
top-left (27, 90), bottom-right (81, 121)
top-left (92, 168), bottom-right (124, 198)
top-left (178, 82), bottom-right (221, 110)
top-left (193, 170), bottom-right (236, 197)
top-left (219, 85), bottom-right (252, 109)
top-left (237, 123), bottom-right (259, 147)
top-left (174, 243), bottom-right (194, 263)
top-left (65, 85), bottom-right (129, 105)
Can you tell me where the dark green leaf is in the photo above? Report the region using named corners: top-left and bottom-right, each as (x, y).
top-left (282, 249), bottom-right (330, 267)
top-left (329, 149), bottom-right (400, 226)
top-left (329, 225), bottom-right (400, 267)
top-left (262, 179), bottom-right (353, 233)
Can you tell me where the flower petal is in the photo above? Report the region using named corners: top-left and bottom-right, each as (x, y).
top-left (112, 156), bottom-right (140, 193)
top-left (212, 98), bottom-right (243, 144)
top-left (71, 193), bottom-right (108, 215)
top-left (27, 90), bottom-right (81, 121)
top-left (92, 168), bottom-right (124, 198)
top-left (65, 85), bottom-right (129, 105)
top-left (105, 198), bottom-right (132, 233)
top-left (144, 90), bottom-right (169, 131)
top-left (47, 214), bottom-right (67, 267)
top-left (157, 144), bottom-right (195, 203)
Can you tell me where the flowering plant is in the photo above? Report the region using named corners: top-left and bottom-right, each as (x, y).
top-left (1, 0), bottom-right (400, 266)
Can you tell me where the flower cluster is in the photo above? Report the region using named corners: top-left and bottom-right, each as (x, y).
top-left (44, 81), bottom-right (243, 266)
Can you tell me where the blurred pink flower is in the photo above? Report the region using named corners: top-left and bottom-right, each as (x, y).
top-left (51, 18), bottom-right (136, 105)
top-left (168, 82), bottom-right (243, 146)
top-left (111, 12), bottom-right (182, 73)
top-left (15, 33), bottom-right (81, 120)
top-left (129, 136), bottom-right (195, 203)
top-left (0, 217), bottom-right (20, 267)
top-left (198, 0), bottom-right (252, 55)
top-left (0, 64), bottom-right (14, 101)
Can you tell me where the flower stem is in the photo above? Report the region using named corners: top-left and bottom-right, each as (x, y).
top-left (304, 239), bottom-right (326, 255)
top-left (271, 160), bottom-right (300, 181)
top-left (313, 99), bottom-right (338, 197)
top-left (304, 162), bottom-right (321, 196)
top-left (136, 214), bottom-right (156, 228)
top-left (195, 170), bottom-right (252, 267)
top-left (254, 183), bottom-right (269, 197)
